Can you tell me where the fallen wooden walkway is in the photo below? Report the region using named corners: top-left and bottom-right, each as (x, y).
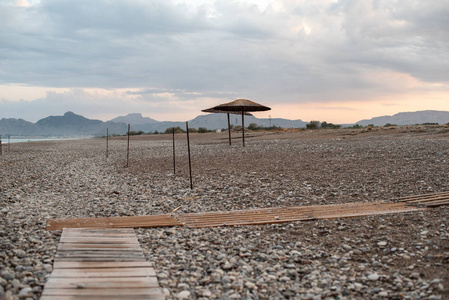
top-left (40, 228), bottom-right (164, 300)
top-left (47, 214), bottom-right (182, 231)
top-left (176, 201), bottom-right (424, 228)
top-left (395, 191), bottom-right (449, 207)
top-left (46, 191), bottom-right (449, 231)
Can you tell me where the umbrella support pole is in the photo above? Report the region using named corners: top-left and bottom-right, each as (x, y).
top-left (227, 113), bottom-right (231, 146)
top-left (241, 108), bottom-right (245, 147)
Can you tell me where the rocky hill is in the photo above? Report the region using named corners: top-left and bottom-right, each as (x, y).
top-left (0, 112), bottom-right (127, 137)
top-left (356, 110), bottom-right (449, 126)
top-left (1, 110), bottom-right (448, 137)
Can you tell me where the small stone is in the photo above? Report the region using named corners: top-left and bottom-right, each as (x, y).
top-left (245, 281), bottom-right (256, 289)
top-left (368, 274), bottom-right (380, 281)
top-left (1, 271), bottom-right (14, 281)
top-left (379, 291), bottom-right (388, 297)
top-left (176, 290), bottom-right (190, 299)
top-left (162, 288), bottom-right (170, 296)
top-left (18, 287), bottom-right (32, 298)
top-left (43, 264), bottom-right (53, 273)
top-left (377, 241), bottom-right (387, 247)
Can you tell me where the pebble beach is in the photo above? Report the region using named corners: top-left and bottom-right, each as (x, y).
top-left (1, 127), bottom-right (448, 299)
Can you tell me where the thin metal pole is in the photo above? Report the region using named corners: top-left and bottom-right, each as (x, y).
top-left (227, 113), bottom-right (231, 146)
top-left (186, 121), bottom-right (193, 189)
top-left (126, 124), bottom-right (130, 167)
top-left (106, 128), bottom-right (109, 159)
top-left (172, 127), bottom-right (176, 174)
top-left (241, 108), bottom-right (245, 147)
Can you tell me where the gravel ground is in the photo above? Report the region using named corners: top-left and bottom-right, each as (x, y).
top-left (0, 126), bottom-right (448, 299)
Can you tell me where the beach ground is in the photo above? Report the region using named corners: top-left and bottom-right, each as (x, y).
top-left (1, 126), bottom-right (448, 299)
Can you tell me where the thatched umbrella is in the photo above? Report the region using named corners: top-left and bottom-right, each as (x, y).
top-left (201, 108), bottom-right (253, 145)
top-left (212, 99), bottom-right (271, 147)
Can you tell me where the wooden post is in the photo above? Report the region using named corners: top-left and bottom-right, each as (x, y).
top-left (241, 108), bottom-right (245, 147)
top-left (0, 135), bottom-right (2, 156)
top-left (172, 127), bottom-right (176, 174)
top-left (126, 124), bottom-right (130, 168)
top-left (227, 113), bottom-right (232, 146)
top-left (106, 128), bottom-right (109, 159)
top-left (8, 135), bottom-right (10, 153)
top-left (186, 122), bottom-right (193, 189)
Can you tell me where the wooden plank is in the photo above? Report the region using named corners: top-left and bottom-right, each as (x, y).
top-left (41, 287), bottom-right (163, 296)
top-left (423, 200), bottom-right (449, 207)
top-left (40, 296), bottom-right (165, 300)
top-left (59, 238), bottom-right (140, 244)
top-left (53, 261), bottom-right (153, 269)
top-left (50, 268), bottom-right (156, 277)
top-left (404, 195), bottom-right (449, 204)
top-left (58, 244), bottom-right (142, 250)
top-left (56, 252), bottom-right (145, 258)
top-left (44, 277), bottom-right (159, 289)
top-left (54, 257), bottom-right (148, 262)
top-left (395, 191), bottom-right (449, 201)
top-left (47, 214), bottom-right (181, 231)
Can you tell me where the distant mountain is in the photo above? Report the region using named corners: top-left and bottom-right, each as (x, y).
top-left (0, 118), bottom-right (44, 136)
top-left (36, 111), bottom-right (127, 135)
top-left (356, 110), bottom-right (449, 126)
top-left (110, 113), bottom-right (159, 125)
top-left (113, 113), bottom-right (306, 132)
top-left (0, 112), bottom-right (127, 137)
top-left (2, 110), bottom-right (448, 137)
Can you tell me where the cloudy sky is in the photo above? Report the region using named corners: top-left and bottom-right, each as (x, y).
top-left (1, 0), bottom-right (448, 123)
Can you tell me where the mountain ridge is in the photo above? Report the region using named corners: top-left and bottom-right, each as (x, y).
top-left (1, 110), bottom-right (448, 137)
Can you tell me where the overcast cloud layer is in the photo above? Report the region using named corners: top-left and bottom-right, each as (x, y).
top-left (1, 0), bottom-right (448, 122)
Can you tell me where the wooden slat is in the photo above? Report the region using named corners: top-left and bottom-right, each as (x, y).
top-left (42, 288), bottom-right (163, 296)
top-left (51, 268), bottom-right (156, 278)
top-left (395, 191), bottom-right (449, 201)
top-left (40, 296), bottom-right (165, 300)
top-left (59, 238), bottom-right (140, 244)
top-left (53, 261), bottom-right (153, 269)
top-left (47, 214), bottom-right (182, 231)
top-left (403, 195), bottom-right (449, 204)
top-left (58, 244), bottom-right (142, 250)
top-left (44, 277), bottom-right (160, 289)
top-left (422, 200), bottom-right (449, 207)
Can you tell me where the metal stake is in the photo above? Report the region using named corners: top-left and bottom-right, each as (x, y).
top-left (172, 127), bottom-right (176, 174)
top-left (126, 124), bottom-right (130, 167)
top-left (241, 108), bottom-right (245, 147)
top-left (106, 128), bottom-right (109, 159)
top-left (186, 121), bottom-right (193, 189)
top-left (227, 113), bottom-right (232, 146)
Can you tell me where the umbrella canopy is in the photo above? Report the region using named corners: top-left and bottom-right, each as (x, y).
top-left (201, 108), bottom-right (253, 116)
top-left (212, 99), bottom-right (271, 112)
top-left (210, 99), bottom-right (271, 147)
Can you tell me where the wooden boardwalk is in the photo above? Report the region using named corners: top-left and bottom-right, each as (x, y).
top-left (176, 201), bottom-right (425, 228)
top-left (40, 228), bottom-right (165, 300)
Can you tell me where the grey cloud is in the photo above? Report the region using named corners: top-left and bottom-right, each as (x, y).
top-left (0, 0), bottom-right (448, 108)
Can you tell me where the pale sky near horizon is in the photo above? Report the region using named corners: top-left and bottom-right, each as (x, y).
top-left (1, 0), bottom-right (448, 123)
